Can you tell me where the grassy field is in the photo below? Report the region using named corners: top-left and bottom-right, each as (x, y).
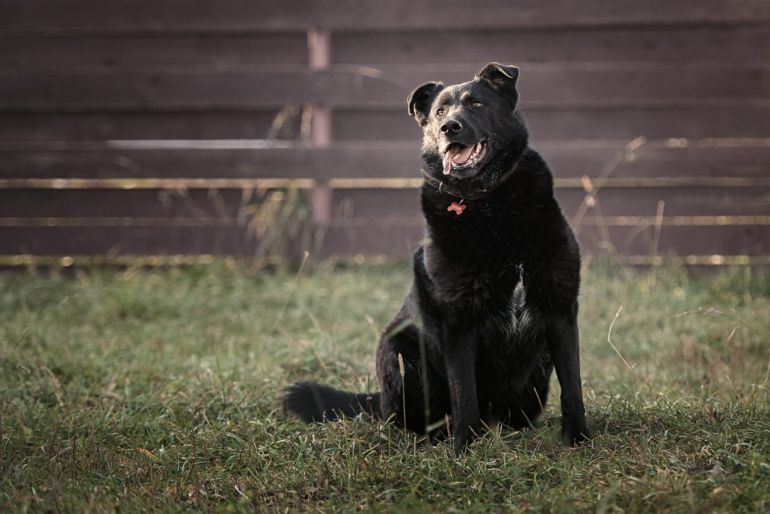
top-left (1, 261), bottom-right (769, 513)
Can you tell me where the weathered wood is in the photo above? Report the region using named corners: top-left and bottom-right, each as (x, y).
top-left (0, 34), bottom-right (307, 67)
top-left (0, 189), bottom-right (255, 218)
top-left (3, 104), bottom-right (768, 142)
top-left (5, 26), bottom-right (767, 69)
top-left (2, 222), bottom-right (768, 258)
top-left (3, 140), bottom-right (770, 181)
top-left (334, 25), bottom-right (770, 64)
top-left (2, 185), bottom-right (768, 221)
top-left (2, 0), bottom-right (768, 34)
top-left (2, 64), bottom-right (768, 110)
top-left (4, 111), bottom-right (298, 141)
top-left (331, 187), bottom-right (770, 220)
top-left (4, 185), bottom-right (769, 223)
top-left (319, 223), bottom-right (770, 258)
top-left (578, 224), bottom-right (770, 256)
top-left (0, 111), bottom-right (294, 141)
top-left (0, 225), bottom-right (256, 255)
top-left (333, 103), bottom-right (770, 141)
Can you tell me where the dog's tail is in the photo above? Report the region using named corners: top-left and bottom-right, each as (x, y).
top-left (283, 381), bottom-right (381, 423)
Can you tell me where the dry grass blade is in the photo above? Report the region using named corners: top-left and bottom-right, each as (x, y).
top-left (607, 305), bottom-right (635, 369)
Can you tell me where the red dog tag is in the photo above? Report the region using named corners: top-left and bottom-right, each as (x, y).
top-left (447, 201), bottom-right (466, 215)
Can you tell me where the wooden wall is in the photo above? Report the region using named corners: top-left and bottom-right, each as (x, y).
top-left (1, 0), bottom-right (769, 266)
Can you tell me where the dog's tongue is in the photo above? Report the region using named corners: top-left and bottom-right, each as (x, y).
top-left (442, 145), bottom-right (474, 175)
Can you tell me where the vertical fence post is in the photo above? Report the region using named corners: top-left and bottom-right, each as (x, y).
top-left (307, 28), bottom-right (332, 225)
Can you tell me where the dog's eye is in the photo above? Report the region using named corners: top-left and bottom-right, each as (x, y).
top-left (471, 101), bottom-right (483, 109)
top-left (436, 107), bottom-right (446, 117)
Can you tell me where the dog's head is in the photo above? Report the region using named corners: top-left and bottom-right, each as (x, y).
top-left (408, 62), bottom-right (527, 181)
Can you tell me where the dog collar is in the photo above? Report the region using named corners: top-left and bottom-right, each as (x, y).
top-left (420, 159), bottom-right (520, 201)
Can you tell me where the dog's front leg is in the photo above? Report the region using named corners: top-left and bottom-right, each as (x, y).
top-left (443, 325), bottom-right (480, 455)
top-left (547, 314), bottom-right (591, 446)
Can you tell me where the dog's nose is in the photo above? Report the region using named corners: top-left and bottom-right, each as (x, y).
top-left (440, 119), bottom-right (463, 135)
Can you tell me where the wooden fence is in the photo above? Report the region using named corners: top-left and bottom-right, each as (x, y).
top-left (1, 0), bottom-right (769, 266)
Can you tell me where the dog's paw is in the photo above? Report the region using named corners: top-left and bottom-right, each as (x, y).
top-left (561, 416), bottom-right (591, 447)
top-left (453, 431), bottom-right (473, 456)
top-left (452, 425), bottom-right (481, 456)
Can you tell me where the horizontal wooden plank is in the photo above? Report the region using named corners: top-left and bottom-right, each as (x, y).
top-left (0, 225), bottom-right (770, 257)
top-left (0, 217), bottom-right (237, 227)
top-left (2, 0), bottom-right (769, 34)
top-left (0, 34), bottom-right (307, 68)
top-left (331, 187), bottom-right (770, 220)
top-left (0, 254), bottom-right (228, 267)
top-left (3, 104), bottom-right (768, 142)
top-left (319, 223), bottom-right (770, 257)
top-left (3, 186), bottom-right (768, 225)
top-left (1, 222), bottom-right (768, 259)
top-left (0, 177), bottom-right (317, 190)
top-left (0, 111), bottom-right (299, 141)
top-left (578, 224), bottom-right (770, 256)
top-left (2, 63), bottom-right (768, 110)
top-left (0, 189), bottom-right (263, 218)
top-left (334, 25), bottom-right (770, 64)
top-left (334, 103), bottom-right (770, 141)
top-left (0, 141), bottom-right (333, 180)
top-left (2, 139), bottom-right (770, 181)
top-left (4, 26), bottom-right (766, 69)
top-left (0, 225), bottom-right (255, 254)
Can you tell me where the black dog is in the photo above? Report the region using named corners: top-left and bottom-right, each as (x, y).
top-left (284, 63), bottom-right (590, 454)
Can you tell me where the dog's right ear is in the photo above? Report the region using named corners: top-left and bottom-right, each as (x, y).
top-left (407, 82), bottom-right (444, 127)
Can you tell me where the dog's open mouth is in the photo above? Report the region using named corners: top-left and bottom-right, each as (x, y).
top-left (442, 141), bottom-right (486, 176)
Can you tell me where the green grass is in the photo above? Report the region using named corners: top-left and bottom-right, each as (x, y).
top-left (1, 261), bottom-right (769, 513)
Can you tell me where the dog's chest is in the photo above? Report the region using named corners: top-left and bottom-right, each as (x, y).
top-left (482, 274), bottom-right (538, 342)
top-left (423, 242), bottom-right (542, 343)
top-left (425, 244), bottom-right (519, 302)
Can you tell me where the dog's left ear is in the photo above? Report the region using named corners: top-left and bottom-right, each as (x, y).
top-left (476, 62), bottom-right (519, 107)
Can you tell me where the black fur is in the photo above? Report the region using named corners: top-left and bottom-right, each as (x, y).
top-left (283, 382), bottom-right (380, 422)
top-left (284, 63), bottom-right (591, 454)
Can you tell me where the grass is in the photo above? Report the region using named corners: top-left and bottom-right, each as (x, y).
top-left (1, 260), bottom-right (769, 513)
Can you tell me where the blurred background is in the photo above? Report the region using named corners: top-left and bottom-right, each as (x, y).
top-left (1, 0), bottom-right (769, 268)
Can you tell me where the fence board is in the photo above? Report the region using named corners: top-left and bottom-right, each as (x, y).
top-left (334, 104), bottom-right (770, 141)
top-left (579, 225), bottom-right (770, 256)
top-left (0, 34), bottom-right (307, 68)
top-left (3, 140), bottom-right (770, 181)
top-left (3, 222), bottom-right (768, 259)
top-left (2, 185), bottom-right (768, 222)
top-left (3, 0), bottom-right (768, 34)
top-left (0, 101), bottom-right (770, 144)
top-left (4, 105), bottom-right (768, 142)
top-left (5, 26), bottom-right (768, 69)
top-left (334, 26), bottom-right (770, 64)
top-left (0, 111), bottom-right (289, 141)
top-left (4, 185), bottom-right (769, 227)
top-left (320, 223), bottom-right (770, 258)
top-left (331, 188), bottom-right (770, 220)
top-left (2, 64), bottom-right (768, 110)
top-left (0, 226), bottom-right (254, 255)
top-left (0, 189), bottom-right (256, 218)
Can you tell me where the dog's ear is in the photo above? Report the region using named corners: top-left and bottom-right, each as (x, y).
top-left (407, 81), bottom-right (444, 126)
top-left (476, 62), bottom-right (519, 107)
